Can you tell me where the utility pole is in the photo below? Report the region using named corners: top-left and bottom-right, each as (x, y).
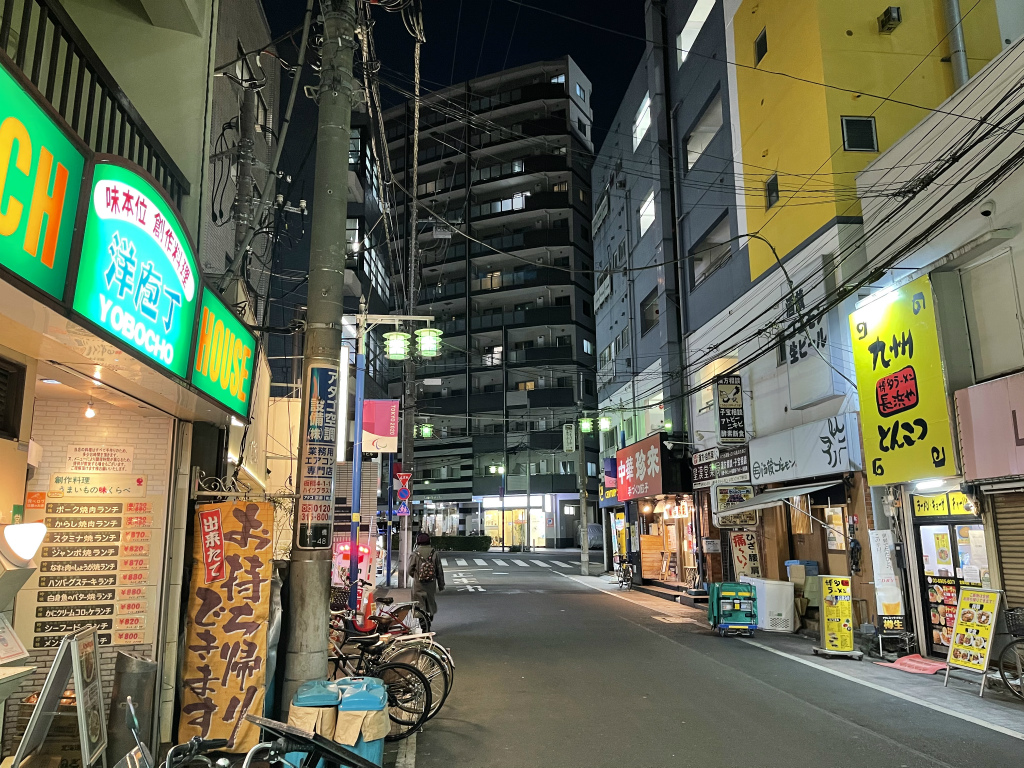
top-left (281, 0), bottom-right (358, 712)
top-left (233, 87), bottom-right (257, 268)
top-left (577, 384), bottom-right (590, 576)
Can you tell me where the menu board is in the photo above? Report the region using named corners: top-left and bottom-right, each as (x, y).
top-left (947, 588), bottom-right (1000, 673)
top-left (924, 577), bottom-right (959, 650)
top-left (821, 576), bottom-right (855, 653)
top-left (15, 498), bottom-right (160, 648)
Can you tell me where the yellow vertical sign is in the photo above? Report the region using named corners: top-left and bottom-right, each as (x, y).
top-left (821, 576), bottom-right (855, 653)
top-left (849, 275), bottom-right (957, 486)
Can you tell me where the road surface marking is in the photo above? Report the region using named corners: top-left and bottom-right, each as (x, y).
top-left (492, 558), bottom-right (508, 566)
top-left (653, 615), bottom-right (696, 624)
top-left (441, 559), bottom-right (449, 567)
top-left (551, 560), bottom-right (573, 568)
top-left (474, 558), bottom-right (488, 565)
top-left (742, 638), bottom-right (1024, 742)
top-left (512, 559), bottom-right (529, 567)
top-left (556, 572), bottom-right (1024, 743)
top-left (530, 560), bottom-right (551, 567)
top-left (458, 584), bottom-right (486, 592)
top-left (455, 558), bottom-right (468, 566)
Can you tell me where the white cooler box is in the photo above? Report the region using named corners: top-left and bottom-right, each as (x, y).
top-left (739, 576), bottom-right (796, 632)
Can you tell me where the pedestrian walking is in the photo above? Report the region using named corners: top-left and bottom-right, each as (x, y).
top-left (410, 532), bottom-right (445, 621)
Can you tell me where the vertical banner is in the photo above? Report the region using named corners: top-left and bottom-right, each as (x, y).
top-left (715, 375), bottom-right (746, 444)
top-left (297, 364), bottom-right (339, 549)
top-left (821, 576), bottom-right (855, 653)
top-left (869, 530), bottom-right (906, 635)
top-left (362, 400), bottom-right (400, 453)
top-left (849, 275), bottom-right (958, 485)
top-left (729, 530), bottom-right (761, 577)
top-left (180, 502), bottom-right (274, 751)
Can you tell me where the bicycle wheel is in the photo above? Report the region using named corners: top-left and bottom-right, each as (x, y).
top-left (998, 638), bottom-right (1024, 699)
top-left (388, 645), bottom-right (452, 719)
top-left (414, 606), bottom-right (432, 633)
top-left (373, 661), bottom-right (432, 740)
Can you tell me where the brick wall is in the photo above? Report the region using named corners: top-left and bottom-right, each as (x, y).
top-left (2, 400), bottom-right (174, 759)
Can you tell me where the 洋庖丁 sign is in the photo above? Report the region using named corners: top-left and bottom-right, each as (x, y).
top-left (0, 60), bottom-right (85, 299)
top-left (73, 160), bottom-right (200, 378)
top-left (849, 275), bottom-right (957, 486)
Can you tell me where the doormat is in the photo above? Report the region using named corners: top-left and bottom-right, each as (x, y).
top-left (873, 654), bottom-right (947, 675)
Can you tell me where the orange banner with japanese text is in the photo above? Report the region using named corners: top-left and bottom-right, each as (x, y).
top-left (179, 502), bottom-right (274, 751)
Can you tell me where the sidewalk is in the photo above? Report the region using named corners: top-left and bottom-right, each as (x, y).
top-left (560, 571), bottom-right (1024, 741)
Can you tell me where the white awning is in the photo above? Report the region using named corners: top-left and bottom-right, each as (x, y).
top-left (713, 481), bottom-right (843, 527)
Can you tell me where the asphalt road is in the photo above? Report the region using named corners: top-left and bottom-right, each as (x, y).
top-left (413, 551), bottom-right (1023, 768)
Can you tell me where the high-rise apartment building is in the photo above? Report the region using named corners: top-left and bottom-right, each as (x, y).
top-left (384, 57), bottom-right (599, 548)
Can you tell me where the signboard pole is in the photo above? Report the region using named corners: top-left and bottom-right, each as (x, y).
top-left (348, 317), bottom-right (368, 610)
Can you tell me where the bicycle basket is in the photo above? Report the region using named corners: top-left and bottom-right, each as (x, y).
top-left (1006, 607), bottom-right (1024, 637)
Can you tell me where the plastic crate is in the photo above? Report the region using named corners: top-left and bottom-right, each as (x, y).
top-left (1006, 607), bottom-right (1024, 637)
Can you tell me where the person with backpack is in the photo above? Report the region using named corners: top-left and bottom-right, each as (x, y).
top-left (410, 532), bottom-right (445, 620)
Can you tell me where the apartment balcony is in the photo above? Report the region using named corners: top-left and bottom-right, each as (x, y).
top-left (508, 346), bottom-right (575, 364)
top-left (470, 305), bottom-right (574, 332)
top-left (1, 0), bottom-right (190, 207)
top-left (471, 266), bottom-right (573, 294)
top-left (419, 280), bottom-right (467, 304)
top-left (527, 386), bottom-right (575, 408)
top-left (472, 191), bottom-right (569, 223)
top-left (417, 394), bottom-right (466, 415)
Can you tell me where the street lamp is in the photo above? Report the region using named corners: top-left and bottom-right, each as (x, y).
top-left (599, 417), bottom-right (612, 432)
top-left (415, 328), bottom-right (443, 358)
top-left (579, 417), bottom-right (594, 434)
top-left (347, 301), bottom-right (438, 608)
top-left (419, 423), bottom-right (434, 438)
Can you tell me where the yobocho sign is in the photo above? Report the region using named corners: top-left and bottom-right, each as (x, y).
top-left (73, 161), bottom-right (199, 379)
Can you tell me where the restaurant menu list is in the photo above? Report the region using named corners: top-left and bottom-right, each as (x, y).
top-left (947, 588), bottom-right (1000, 673)
top-left (15, 481), bottom-right (162, 649)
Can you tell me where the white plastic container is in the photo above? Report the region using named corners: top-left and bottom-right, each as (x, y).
top-left (740, 576), bottom-right (796, 632)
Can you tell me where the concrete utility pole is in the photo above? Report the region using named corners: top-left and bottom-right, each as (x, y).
top-left (233, 87), bottom-right (257, 265)
top-left (281, 0), bottom-right (358, 712)
top-left (577, 387), bottom-right (590, 576)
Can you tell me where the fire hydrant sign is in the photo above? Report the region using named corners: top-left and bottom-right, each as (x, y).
top-left (296, 364), bottom-right (339, 549)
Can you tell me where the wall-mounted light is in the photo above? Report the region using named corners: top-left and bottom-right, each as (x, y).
top-left (0, 523), bottom-right (46, 567)
top-left (915, 479), bottom-right (944, 491)
top-left (84, 400), bottom-right (96, 419)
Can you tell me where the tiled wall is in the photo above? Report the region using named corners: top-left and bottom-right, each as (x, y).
top-left (2, 400), bottom-right (173, 759)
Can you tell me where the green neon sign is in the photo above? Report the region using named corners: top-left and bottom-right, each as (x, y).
top-left (0, 63), bottom-right (85, 299)
top-left (73, 162), bottom-right (199, 378)
top-left (190, 287), bottom-right (256, 418)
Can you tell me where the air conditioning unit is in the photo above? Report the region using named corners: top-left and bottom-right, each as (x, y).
top-left (877, 6), bottom-right (901, 33)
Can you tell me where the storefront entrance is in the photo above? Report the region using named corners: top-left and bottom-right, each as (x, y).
top-left (911, 491), bottom-right (991, 657)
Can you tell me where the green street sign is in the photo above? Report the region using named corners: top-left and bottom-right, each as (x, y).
top-left (73, 162), bottom-right (199, 379)
top-left (0, 63), bottom-right (85, 299)
top-left (190, 287), bottom-right (256, 418)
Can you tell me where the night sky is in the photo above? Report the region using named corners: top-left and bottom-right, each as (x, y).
top-left (258, 0), bottom-right (645, 302)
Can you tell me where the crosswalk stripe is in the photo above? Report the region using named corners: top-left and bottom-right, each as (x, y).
top-left (441, 559), bottom-right (449, 567)
top-left (492, 558), bottom-right (508, 566)
top-left (456, 558), bottom-right (468, 566)
top-left (551, 560), bottom-right (574, 568)
top-left (512, 559), bottom-right (529, 567)
top-left (474, 558), bottom-right (488, 565)
top-left (530, 560), bottom-right (551, 568)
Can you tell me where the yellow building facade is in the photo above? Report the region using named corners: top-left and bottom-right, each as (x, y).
top-left (732, 0), bottom-right (1004, 280)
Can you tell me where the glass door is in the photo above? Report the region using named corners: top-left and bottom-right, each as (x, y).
top-left (917, 522), bottom-right (987, 656)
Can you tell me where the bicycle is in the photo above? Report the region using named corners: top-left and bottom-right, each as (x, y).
top-left (330, 611), bottom-right (453, 722)
top-left (330, 632), bottom-right (433, 740)
top-left (997, 607), bottom-right (1024, 699)
top-left (614, 556), bottom-right (633, 590)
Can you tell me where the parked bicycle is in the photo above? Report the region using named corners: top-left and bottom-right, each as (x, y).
top-left (614, 555), bottom-right (633, 591)
top-left (997, 606), bottom-right (1024, 699)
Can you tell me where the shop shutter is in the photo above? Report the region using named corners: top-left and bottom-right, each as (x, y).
top-left (993, 493), bottom-right (1024, 608)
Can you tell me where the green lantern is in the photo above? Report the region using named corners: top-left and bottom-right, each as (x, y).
top-left (579, 417), bottom-right (594, 434)
top-left (384, 330), bottom-right (410, 360)
top-left (599, 417), bottom-right (612, 432)
top-left (419, 423), bottom-right (434, 438)
top-left (415, 327), bottom-right (443, 358)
